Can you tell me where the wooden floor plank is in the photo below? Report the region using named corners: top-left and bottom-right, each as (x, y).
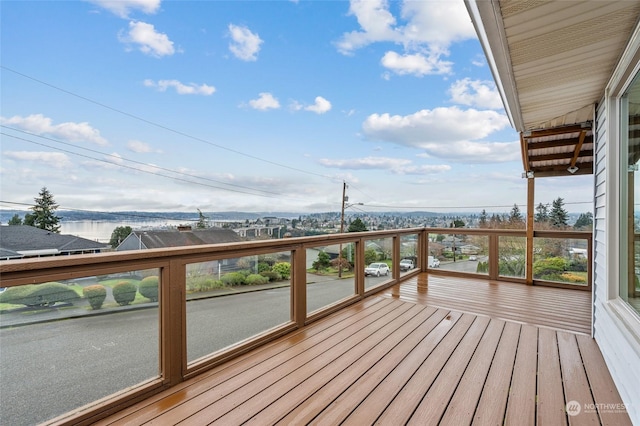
top-left (472, 321), bottom-right (521, 425)
top-left (97, 274), bottom-right (631, 426)
top-left (557, 332), bottom-right (599, 425)
top-left (100, 296), bottom-right (394, 425)
top-left (576, 334), bottom-right (632, 426)
top-left (537, 328), bottom-right (568, 426)
top-left (166, 300), bottom-right (414, 425)
top-left (407, 316), bottom-right (498, 425)
top-left (381, 275), bottom-right (591, 334)
top-left (266, 307), bottom-right (447, 426)
top-left (370, 314), bottom-right (481, 425)
top-left (212, 303), bottom-right (428, 425)
top-left (137, 297), bottom-right (402, 425)
top-left (318, 311), bottom-right (466, 426)
top-left (438, 319), bottom-right (505, 426)
top-left (505, 325), bottom-right (538, 426)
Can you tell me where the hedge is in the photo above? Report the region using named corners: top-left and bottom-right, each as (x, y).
top-left (245, 274), bottom-right (269, 285)
top-left (83, 285), bottom-right (107, 310)
top-left (0, 282), bottom-right (79, 307)
top-left (112, 281), bottom-right (137, 306)
top-left (139, 276), bottom-right (159, 302)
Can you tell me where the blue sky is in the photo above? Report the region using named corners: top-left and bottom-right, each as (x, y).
top-left (0, 0), bottom-right (593, 215)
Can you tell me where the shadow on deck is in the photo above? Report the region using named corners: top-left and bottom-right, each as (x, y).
top-left (97, 274), bottom-right (630, 425)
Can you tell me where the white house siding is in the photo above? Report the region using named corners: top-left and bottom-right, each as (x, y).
top-left (593, 94), bottom-right (640, 424)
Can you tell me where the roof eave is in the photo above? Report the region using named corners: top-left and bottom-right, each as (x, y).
top-left (464, 0), bottom-right (524, 132)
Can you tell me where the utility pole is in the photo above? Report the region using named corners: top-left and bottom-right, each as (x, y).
top-left (338, 181), bottom-right (347, 278)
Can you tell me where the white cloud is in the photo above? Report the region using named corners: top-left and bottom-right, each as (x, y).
top-left (0, 114), bottom-right (109, 146)
top-left (336, 0), bottom-right (476, 77)
top-left (248, 92), bottom-right (280, 110)
top-left (449, 78), bottom-right (503, 110)
top-left (381, 51), bottom-right (452, 76)
top-left (362, 106), bottom-right (517, 162)
top-left (318, 156), bottom-right (450, 175)
top-left (143, 79), bottom-right (215, 95)
top-left (415, 140), bottom-right (520, 163)
top-left (363, 106), bottom-right (509, 144)
top-left (228, 24), bottom-right (263, 61)
top-left (87, 0), bottom-right (161, 18)
top-left (127, 140), bottom-right (162, 153)
top-left (4, 151), bottom-right (72, 168)
top-left (119, 21), bottom-right (175, 57)
top-left (305, 96), bottom-right (332, 114)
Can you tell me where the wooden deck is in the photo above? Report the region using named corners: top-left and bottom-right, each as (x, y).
top-left (97, 275), bottom-right (630, 425)
top-left (380, 274), bottom-right (592, 335)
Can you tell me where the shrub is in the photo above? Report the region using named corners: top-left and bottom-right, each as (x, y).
top-left (237, 269), bottom-right (253, 278)
top-left (567, 257), bottom-right (588, 272)
top-left (112, 281), bottom-right (137, 306)
top-left (272, 262), bottom-right (291, 279)
top-left (83, 285), bottom-right (107, 309)
top-left (476, 261), bottom-right (489, 273)
top-left (533, 257), bottom-right (567, 277)
top-left (246, 274), bottom-right (269, 285)
top-left (139, 276), bottom-right (159, 302)
top-left (260, 271), bottom-right (282, 282)
top-left (0, 282), bottom-right (79, 307)
top-left (257, 262), bottom-right (271, 274)
top-left (221, 272), bottom-right (246, 286)
top-left (186, 276), bottom-right (224, 292)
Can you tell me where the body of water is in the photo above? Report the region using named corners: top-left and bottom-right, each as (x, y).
top-left (60, 220), bottom-right (195, 243)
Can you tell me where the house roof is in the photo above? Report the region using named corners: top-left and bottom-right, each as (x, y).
top-left (465, 0), bottom-right (640, 178)
top-left (0, 225), bottom-right (108, 256)
top-left (130, 228), bottom-right (242, 249)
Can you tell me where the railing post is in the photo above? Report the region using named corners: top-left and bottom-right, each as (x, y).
top-left (392, 234), bottom-right (400, 280)
top-left (422, 229), bottom-right (429, 272)
top-left (162, 259), bottom-right (184, 385)
top-left (292, 246), bottom-right (306, 327)
top-left (356, 238), bottom-right (365, 296)
top-left (489, 234), bottom-right (499, 280)
top-left (526, 176), bottom-right (535, 285)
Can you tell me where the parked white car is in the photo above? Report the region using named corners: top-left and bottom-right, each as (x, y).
top-left (399, 259), bottom-right (415, 271)
top-left (364, 262), bottom-right (390, 277)
top-left (428, 256), bottom-right (440, 268)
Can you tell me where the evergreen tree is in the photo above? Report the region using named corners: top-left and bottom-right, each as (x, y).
top-left (535, 203), bottom-right (549, 223)
top-left (509, 204), bottom-right (524, 224)
top-left (549, 197), bottom-right (569, 228)
top-left (478, 209), bottom-right (488, 228)
top-left (7, 214), bottom-right (23, 225)
top-left (573, 212), bottom-right (593, 230)
top-left (347, 217), bottom-right (368, 232)
top-left (29, 187), bottom-right (61, 232)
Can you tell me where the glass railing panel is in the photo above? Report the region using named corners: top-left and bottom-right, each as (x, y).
top-left (0, 269), bottom-right (160, 426)
top-left (185, 252), bottom-right (291, 364)
top-left (364, 237), bottom-right (393, 290)
top-left (399, 233), bottom-right (419, 277)
top-left (429, 233), bottom-right (489, 275)
top-left (533, 237), bottom-right (589, 286)
top-left (306, 244), bottom-right (356, 314)
top-left (498, 235), bottom-right (526, 279)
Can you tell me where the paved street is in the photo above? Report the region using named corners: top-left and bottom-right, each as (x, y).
top-left (0, 273), bottom-right (389, 425)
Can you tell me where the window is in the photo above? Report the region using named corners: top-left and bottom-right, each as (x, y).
top-left (621, 71), bottom-right (640, 316)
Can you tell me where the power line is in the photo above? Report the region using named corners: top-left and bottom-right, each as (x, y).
top-left (2, 132), bottom-right (306, 200)
top-left (1, 65), bottom-right (340, 183)
top-left (2, 126), bottom-right (286, 197)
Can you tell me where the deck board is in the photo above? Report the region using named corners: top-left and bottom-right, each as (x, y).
top-left (100, 274), bottom-right (630, 426)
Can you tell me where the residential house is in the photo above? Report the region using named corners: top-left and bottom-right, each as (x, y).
top-left (0, 225), bottom-right (107, 260)
top-left (466, 1), bottom-right (640, 422)
top-left (115, 226), bottom-right (242, 251)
